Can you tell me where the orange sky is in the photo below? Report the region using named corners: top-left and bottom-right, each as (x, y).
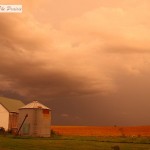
top-left (0, 0), bottom-right (150, 126)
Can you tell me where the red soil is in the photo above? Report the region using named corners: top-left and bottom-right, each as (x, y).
top-left (51, 126), bottom-right (150, 136)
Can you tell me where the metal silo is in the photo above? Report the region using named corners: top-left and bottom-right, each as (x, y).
top-left (18, 101), bottom-right (51, 137)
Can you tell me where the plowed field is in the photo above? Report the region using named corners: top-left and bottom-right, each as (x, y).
top-left (51, 126), bottom-right (150, 136)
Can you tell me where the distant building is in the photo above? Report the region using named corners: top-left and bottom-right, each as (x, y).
top-left (18, 101), bottom-right (51, 137)
top-left (0, 97), bottom-right (25, 131)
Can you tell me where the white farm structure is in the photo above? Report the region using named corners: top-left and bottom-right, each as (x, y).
top-left (18, 101), bottom-right (51, 137)
top-left (0, 97), bottom-right (25, 131)
top-left (0, 97), bottom-right (52, 137)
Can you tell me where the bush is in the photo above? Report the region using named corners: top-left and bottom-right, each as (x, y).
top-left (51, 129), bottom-right (61, 137)
top-left (0, 127), bottom-right (5, 135)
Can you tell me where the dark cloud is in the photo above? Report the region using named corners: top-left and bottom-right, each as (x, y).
top-left (47, 69), bottom-right (150, 126)
top-left (0, 12), bottom-right (110, 102)
top-left (0, 50), bottom-right (100, 100)
top-left (0, 13), bottom-right (100, 100)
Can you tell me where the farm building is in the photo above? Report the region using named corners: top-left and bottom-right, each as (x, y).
top-left (18, 101), bottom-right (51, 137)
top-left (0, 97), bottom-right (25, 131)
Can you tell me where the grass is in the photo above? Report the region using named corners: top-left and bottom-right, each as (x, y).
top-left (0, 135), bottom-right (150, 150)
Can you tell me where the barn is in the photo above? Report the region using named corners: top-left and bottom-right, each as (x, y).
top-left (0, 97), bottom-right (25, 131)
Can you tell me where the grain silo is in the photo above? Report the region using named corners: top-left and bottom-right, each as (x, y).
top-left (18, 101), bottom-right (51, 137)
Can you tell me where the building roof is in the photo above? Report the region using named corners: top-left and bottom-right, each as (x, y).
top-left (0, 97), bottom-right (25, 112)
top-left (19, 101), bottom-right (51, 110)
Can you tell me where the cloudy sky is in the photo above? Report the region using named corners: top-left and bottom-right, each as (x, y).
top-left (1, 0), bottom-right (150, 126)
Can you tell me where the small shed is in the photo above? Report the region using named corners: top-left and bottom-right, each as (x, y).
top-left (18, 101), bottom-right (51, 137)
top-left (0, 97), bottom-right (25, 131)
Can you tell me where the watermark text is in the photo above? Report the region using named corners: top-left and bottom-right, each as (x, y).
top-left (0, 5), bottom-right (22, 13)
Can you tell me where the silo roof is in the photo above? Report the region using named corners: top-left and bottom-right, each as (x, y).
top-left (19, 101), bottom-right (51, 110)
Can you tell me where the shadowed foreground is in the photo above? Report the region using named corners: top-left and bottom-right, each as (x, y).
top-left (0, 136), bottom-right (150, 150)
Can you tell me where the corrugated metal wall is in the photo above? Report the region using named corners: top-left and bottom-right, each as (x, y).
top-left (9, 112), bottom-right (19, 133)
top-left (18, 108), bottom-right (51, 137)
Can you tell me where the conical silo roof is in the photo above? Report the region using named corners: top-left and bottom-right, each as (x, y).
top-left (19, 100), bottom-right (51, 110)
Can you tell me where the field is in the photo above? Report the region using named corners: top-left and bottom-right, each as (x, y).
top-left (51, 126), bottom-right (150, 137)
top-left (0, 126), bottom-right (150, 150)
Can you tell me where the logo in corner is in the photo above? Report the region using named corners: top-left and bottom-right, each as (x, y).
top-left (0, 5), bottom-right (22, 13)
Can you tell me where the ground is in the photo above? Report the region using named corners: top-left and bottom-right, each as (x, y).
top-left (0, 135), bottom-right (150, 150)
top-left (0, 126), bottom-right (150, 150)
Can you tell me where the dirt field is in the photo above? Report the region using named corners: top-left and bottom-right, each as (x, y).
top-left (51, 126), bottom-right (150, 136)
